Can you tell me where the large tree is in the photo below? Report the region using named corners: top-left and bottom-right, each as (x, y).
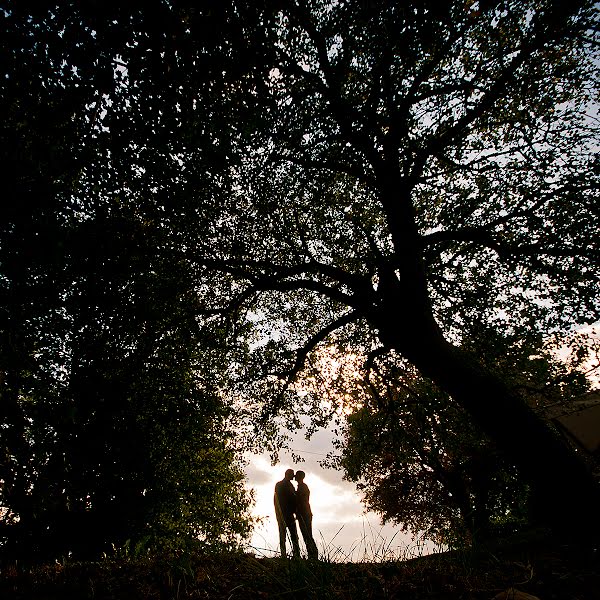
top-left (200, 0), bottom-right (600, 537)
top-left (0, 189), bottom-right (255, 559)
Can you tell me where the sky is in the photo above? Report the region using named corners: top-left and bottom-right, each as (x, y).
top-left (243, 426), bottom-right (439, 562)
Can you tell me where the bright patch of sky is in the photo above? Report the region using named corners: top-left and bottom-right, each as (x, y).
top-left (244, 427), bottom-right (440, 562)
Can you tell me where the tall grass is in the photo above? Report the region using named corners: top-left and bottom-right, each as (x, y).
top-left (247, 518), bottom-right (442, 564)
top-left (2, 528), bottom-right (589, 599)
top-left (237, 523), bottom-right (454, 600)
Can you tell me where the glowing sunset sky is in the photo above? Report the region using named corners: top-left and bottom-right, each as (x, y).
top-left (244, 427), bottom-right (438, 561)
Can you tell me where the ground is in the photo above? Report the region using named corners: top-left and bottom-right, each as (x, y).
top-left (1, 530), bottom-right (598, 599)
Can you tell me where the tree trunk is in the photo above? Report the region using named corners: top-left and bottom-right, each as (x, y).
top-left (390, 319), bottom-right (600, 540)
top-left (374, 173), bottom-right (600, 541)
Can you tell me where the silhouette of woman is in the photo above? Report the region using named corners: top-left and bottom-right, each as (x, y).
top-left (294, 470), bottom-right (318, 559)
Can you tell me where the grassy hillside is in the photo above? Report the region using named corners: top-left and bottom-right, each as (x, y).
top-left (1, 531), bottom-right (598, 599)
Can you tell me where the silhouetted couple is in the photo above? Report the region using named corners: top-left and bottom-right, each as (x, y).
top-left (274, 469), bottom-right (319, 559)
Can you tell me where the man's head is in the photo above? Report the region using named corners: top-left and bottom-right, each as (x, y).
top-left (294, 470), bottom-right (305, 482)
top-left (285, 468), bottom-right (295, 480)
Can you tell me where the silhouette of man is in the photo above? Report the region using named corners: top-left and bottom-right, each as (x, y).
top-left (274, 468), bottom-right (300, 558)
top-left (294, 470), bottom-right (318, 559)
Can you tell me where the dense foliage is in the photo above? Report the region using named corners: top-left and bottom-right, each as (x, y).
top-left (0, 1), bottom-right (254, 559)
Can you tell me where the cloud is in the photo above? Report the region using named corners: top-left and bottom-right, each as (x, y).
top-left (244, 455), bottom-right (274, 487)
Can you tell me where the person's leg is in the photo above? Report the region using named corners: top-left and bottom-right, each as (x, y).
top-left (286, 519), bottom-right (301, 558)
top-left (299, 514), bottom-right (318, 559)
top-left (308, 531), bottom-right (318, 559)
top-left (297, 513), bottom-right (310, 548)
top-left (277, 517), bottom-right (287, 558)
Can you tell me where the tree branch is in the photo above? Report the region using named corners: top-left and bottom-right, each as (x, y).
top-left (272, 151), bottom-right (376, 187)
top-left (422, 183), bottom-right (592, 251)
top-left (202, 256), bottom-right (372, 302)
top-left (283, 310), bottom-right (360, 383)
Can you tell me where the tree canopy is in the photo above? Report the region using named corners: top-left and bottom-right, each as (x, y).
top-left (207, 0), bottom-right (599, 535)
